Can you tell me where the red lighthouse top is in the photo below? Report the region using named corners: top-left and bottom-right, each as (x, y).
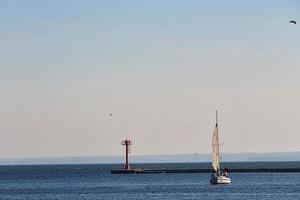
top-left (121, 139), bottom-right (132, 146)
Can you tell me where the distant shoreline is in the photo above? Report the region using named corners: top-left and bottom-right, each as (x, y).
top-left (0, 151), bottom-right (300, 165)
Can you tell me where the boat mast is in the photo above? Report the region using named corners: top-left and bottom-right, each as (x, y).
top-left (215, 110), bottom-right (220, 173)
top-left (216, 110), bottom-right (218, 127)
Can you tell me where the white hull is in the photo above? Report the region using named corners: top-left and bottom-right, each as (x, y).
top-left (210, 175), bottom-right (231, 184)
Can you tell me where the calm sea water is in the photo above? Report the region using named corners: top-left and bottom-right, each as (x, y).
top-left (0, 162), bottom-right (300, 199)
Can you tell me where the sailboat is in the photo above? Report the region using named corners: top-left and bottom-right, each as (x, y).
top-left (210, 111), bottom-right (231, 184)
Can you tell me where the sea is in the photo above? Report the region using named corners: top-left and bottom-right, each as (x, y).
top-left (1, 162), bottom-right (300, 200)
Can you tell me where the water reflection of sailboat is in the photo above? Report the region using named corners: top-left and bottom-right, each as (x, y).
top-left (210, 111), bottom-right (231, 184)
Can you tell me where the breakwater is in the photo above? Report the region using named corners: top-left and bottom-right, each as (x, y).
top-left (111, 168), bottom-right (300, 174)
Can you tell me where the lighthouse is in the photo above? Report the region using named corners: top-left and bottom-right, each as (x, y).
top-left (121, 139), bottom-right (132, 170)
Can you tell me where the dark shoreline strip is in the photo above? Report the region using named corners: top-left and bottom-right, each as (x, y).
top-left (111, 168), bottom-right (300, 174)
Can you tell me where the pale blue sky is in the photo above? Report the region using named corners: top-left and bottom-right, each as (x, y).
top-left (0, 0), bottom-right (299, 158)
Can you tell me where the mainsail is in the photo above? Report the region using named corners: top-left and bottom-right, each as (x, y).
top-left (212, 112), bottom-right (220, 173)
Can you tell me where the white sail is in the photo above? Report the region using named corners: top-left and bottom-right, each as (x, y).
top-left (210, 111), bottom-right (231, 184)
top-left (212, 114), bottom-right (220, 172)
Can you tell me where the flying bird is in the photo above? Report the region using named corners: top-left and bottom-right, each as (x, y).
top-left (289, 20), bottom-right (296, 24)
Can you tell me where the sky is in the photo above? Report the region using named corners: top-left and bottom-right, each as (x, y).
top-left (0, 0), bottom-right (300, 159)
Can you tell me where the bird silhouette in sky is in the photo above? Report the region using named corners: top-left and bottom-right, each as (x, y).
top-left (289, 20), bottom-right (296, 24)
